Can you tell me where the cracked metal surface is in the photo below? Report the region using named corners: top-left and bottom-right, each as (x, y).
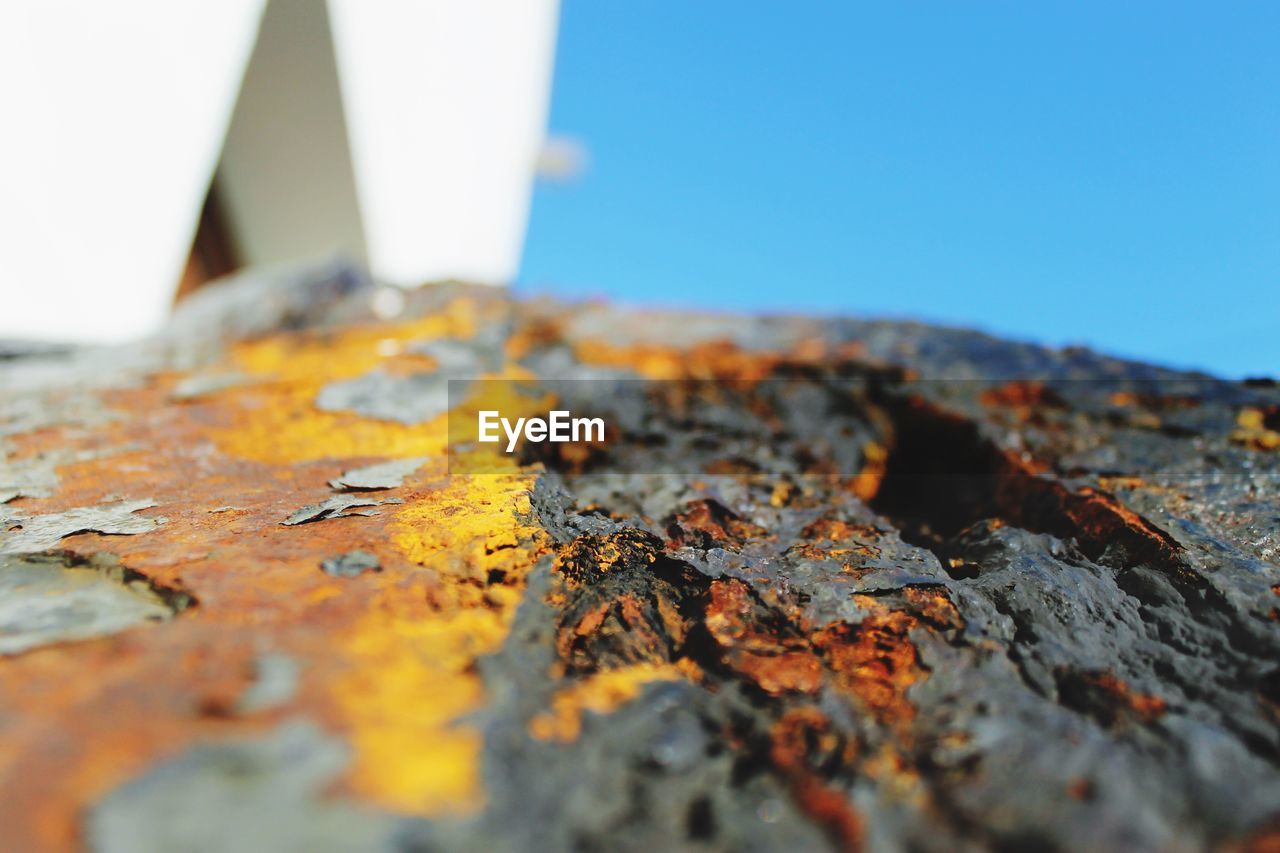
top-left (0, 270), bottom-right (1277, 852)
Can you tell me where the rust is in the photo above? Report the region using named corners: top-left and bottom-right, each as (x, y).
top-left (790, 515), bottom-right (884, 563)
top-left (705, 579), bottom-right (823, 696)
top-left (872, 392), bottom-right (1186, 571)
top-left (666, 499), bottom-right (767, 550)
top-left (553, 532), bottom-right (698, 674)
top-left (769, 707), bottom-right (864, 852)
top-left (0, 300), bottom-right (548, 847)
top-left (3, 283), bottom-right (1275, 850)
top-left (901, 586), bottom-right (965, 632)
top-left (1058, 670), bottom-right (1169, 726)
top-left (979, 381), bottom-right (1068, 425)
top-left (1242, 821), bottom-right (1280, 853)
top-left (814, 608), bottom-right (924, 733)
top-left (554, 528), bottom-right (662, 586)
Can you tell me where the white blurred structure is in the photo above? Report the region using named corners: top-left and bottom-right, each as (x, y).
top-left (0, 0), bottom-right (560, 343)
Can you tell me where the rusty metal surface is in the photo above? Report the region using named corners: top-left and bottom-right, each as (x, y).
top-left (0, 269), bottom-right (1278, 851)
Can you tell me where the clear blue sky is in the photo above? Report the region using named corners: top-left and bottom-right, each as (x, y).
top-left (517, 2), bottom-right (1278, 378)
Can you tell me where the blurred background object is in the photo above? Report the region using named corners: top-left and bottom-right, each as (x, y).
top-left (0, 0), bottom-right (264, 344)
top-left (325, 0), bottom-right (557, 288)
top-left (203, 0), bottom-right (366, 287)
top-left (0, 0), bottom-right (558, 344)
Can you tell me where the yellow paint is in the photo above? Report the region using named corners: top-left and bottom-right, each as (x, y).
top-left (1238, 408), bottom-right (1265, 430)
top-left (328, 456), bottom-right (548, 814)
top-left (330, 608), bottom-right (487, 813)
top-left (232, 306), bottom-right (477, 383)
top-left (852, 441), bottom-right (888, 502)
top-left (215, 388), bottom-right (449, 464)
top-left (209, 300), bottom-right (480, 464)
top-left (572, 338), bottom-right (781, 381)
top-left (196, 303), bottom-right (599, 814)
top-left (391, 463), bottom-right (540, 574)
top-left (1233, 407), bottom-right (1280, 451)
top-left (529, 663), bottom-right (684, 742)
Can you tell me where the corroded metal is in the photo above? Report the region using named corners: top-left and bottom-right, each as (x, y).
top-left (0, 268), bottom-right (1277, 851)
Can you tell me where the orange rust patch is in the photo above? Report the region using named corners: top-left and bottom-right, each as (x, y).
top-left (979, 381), bottom-right (1066, 426)
top-left (1066, 485), bottom-right (1182, 565)
top-left (902, 587), bottom-right (965, 632)
top-left (1108, 391), bottom-right (1138, 407)
top-left (769, 707), bottom-right (864, 851)
top-left (799, 518), bottom-right (881, 543)
top-left (980, 381), bottom-right (1066, 410)
top-left (705, 580), bottom-right (823, 695)
top-left (735, 649), bottom-right (824, 696)
top-left (815, 609), bottom-right (924, 732)
top-left (790, 517), bottom-right (883, 562)
top-left (989, 450), bottom-right (1183, 570)
top-left (667, 500), bottom-right (767, 549)
top-left (572, 339), bottom-right (785, 382)
top-left (1084, 673), bottom-right (1168, 723)
top-left (704, 580), bottom-right (933, 716)
top-left (1243, 820), bottom-right (1280, 853)
top-left (1107, 390), bottom-right (1201, 410)
top-left (1067, 778), bottom-right (1096, 801)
